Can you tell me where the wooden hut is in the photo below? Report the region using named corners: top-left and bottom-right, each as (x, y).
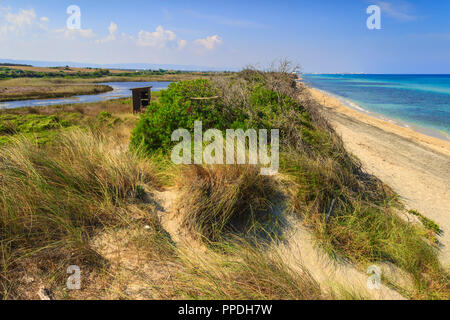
top-left (130, 86), bottom-right (152, 113)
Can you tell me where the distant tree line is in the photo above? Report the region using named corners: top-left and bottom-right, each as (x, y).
top-left (0, 67), bottom-right (200, 80)
top-left (0, 63), bottom-right (32, 67)
top-left (0, 67), bottom-right (112, 80)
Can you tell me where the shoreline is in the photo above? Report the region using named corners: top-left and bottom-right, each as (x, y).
top-left (309, 86), bottom-right (450, 265)
top-left (311, 87), bottom-right (450, 142)
top-left (308, 87), bottom-right (450, 158)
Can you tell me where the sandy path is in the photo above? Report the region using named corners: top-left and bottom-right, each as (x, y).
top-left (309, 88), bottom-right (450, 266)
top-left (154, 186), bottom-right (406, 299)
top-left (276, 216), bottom-right (407, 299)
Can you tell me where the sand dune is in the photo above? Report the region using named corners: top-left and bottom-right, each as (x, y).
top-left (309, 88), bottom-right (450, 266)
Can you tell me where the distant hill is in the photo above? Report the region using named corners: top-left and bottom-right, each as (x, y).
top-left (0, 58), bottom-right (238, 72)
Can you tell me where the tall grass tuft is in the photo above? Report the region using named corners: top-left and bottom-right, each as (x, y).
top-left (175, 164), bottom-right (279, 241)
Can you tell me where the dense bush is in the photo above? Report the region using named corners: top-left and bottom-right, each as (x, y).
top-left (130, 79), bottom-right (238, 153)
top-left (129, 77), bottom-right (316, 155)
top-left (129, 70), bottom-right (354, 161)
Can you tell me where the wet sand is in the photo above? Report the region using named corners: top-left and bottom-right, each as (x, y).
top-left (309, 88), bottom-right (450, 266)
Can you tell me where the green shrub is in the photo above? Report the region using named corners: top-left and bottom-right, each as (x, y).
top-left (97, 111), bottom-right (112, 121)
top-left (130, 79), bottom-right (230, 154)
top-left (409, 210), bottom-right (443, 235)
top-left (0, 114), bottom-right (67, 135)
top-left (129, 78), bottom-right (319, 155)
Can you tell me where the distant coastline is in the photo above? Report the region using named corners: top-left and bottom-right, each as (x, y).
top-left (308, 87), bottom-right (450, 157)
top-left (302, 74), bottom-right (450, 141)
top-left (309, 86), bottom-right (450, 142)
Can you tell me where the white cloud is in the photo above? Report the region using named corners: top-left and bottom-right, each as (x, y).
top-left (0, 6), bottom-right (94, 41)
top-left (194, 35), bottom-right (222, 50)
top-left (53, 28), bottom-right (96, 39)
top-left (0, 6), bottom-right (226, 67)
top-left (0, 8), bottom-right (37, 35)
top-left (109, 22), bottom-right (118, 36)
top-left (38, 16), bottom-right (50, 30)
top-left (97, 21), bottom-right (118, 43)
top-left (177, 39), bottom-right (187, 49)
top-left (137, 25), bottom-right (180, 48)
top-left (0, 7), bottom-right (52, 36)
top-left (96, 24), bottom-right (219, 52)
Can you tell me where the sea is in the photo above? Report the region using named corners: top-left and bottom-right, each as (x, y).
top-left (302, 74), bottom-right (450, 140)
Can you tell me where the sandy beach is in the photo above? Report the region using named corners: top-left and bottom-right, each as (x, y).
top-left (309, 88), bottom-right (450, 266)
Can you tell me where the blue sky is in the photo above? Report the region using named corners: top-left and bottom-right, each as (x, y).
top-left (0, 0), bottom-right (449, 73)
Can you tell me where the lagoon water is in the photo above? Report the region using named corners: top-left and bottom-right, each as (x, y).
top-left (0, 81), bottom-right (172, 109)
top-left (303, 74), bottom-right (450, 138)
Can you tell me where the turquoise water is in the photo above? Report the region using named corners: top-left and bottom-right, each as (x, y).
top-left (0, 81), bottom-right (172, 109)
top-left (302, 74), bottom-right (450, 138)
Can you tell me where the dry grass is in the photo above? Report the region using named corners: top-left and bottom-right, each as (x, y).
top-left (70, 225), bottom-right (329, 300)
top-left (0, 129), bottom-right (157, 299)
top-left (174, 164), bottom-right (279, 241)
top-left (170, 240), bottom-right (326, 300)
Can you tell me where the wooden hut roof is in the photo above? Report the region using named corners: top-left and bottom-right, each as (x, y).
top-left (130, 86), bottom-right (152, 91)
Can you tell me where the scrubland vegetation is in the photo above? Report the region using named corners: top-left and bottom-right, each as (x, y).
top-left (0, 62), bottom-right (447, 300)
top-left (0, 64), bottom-right (219, 80)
